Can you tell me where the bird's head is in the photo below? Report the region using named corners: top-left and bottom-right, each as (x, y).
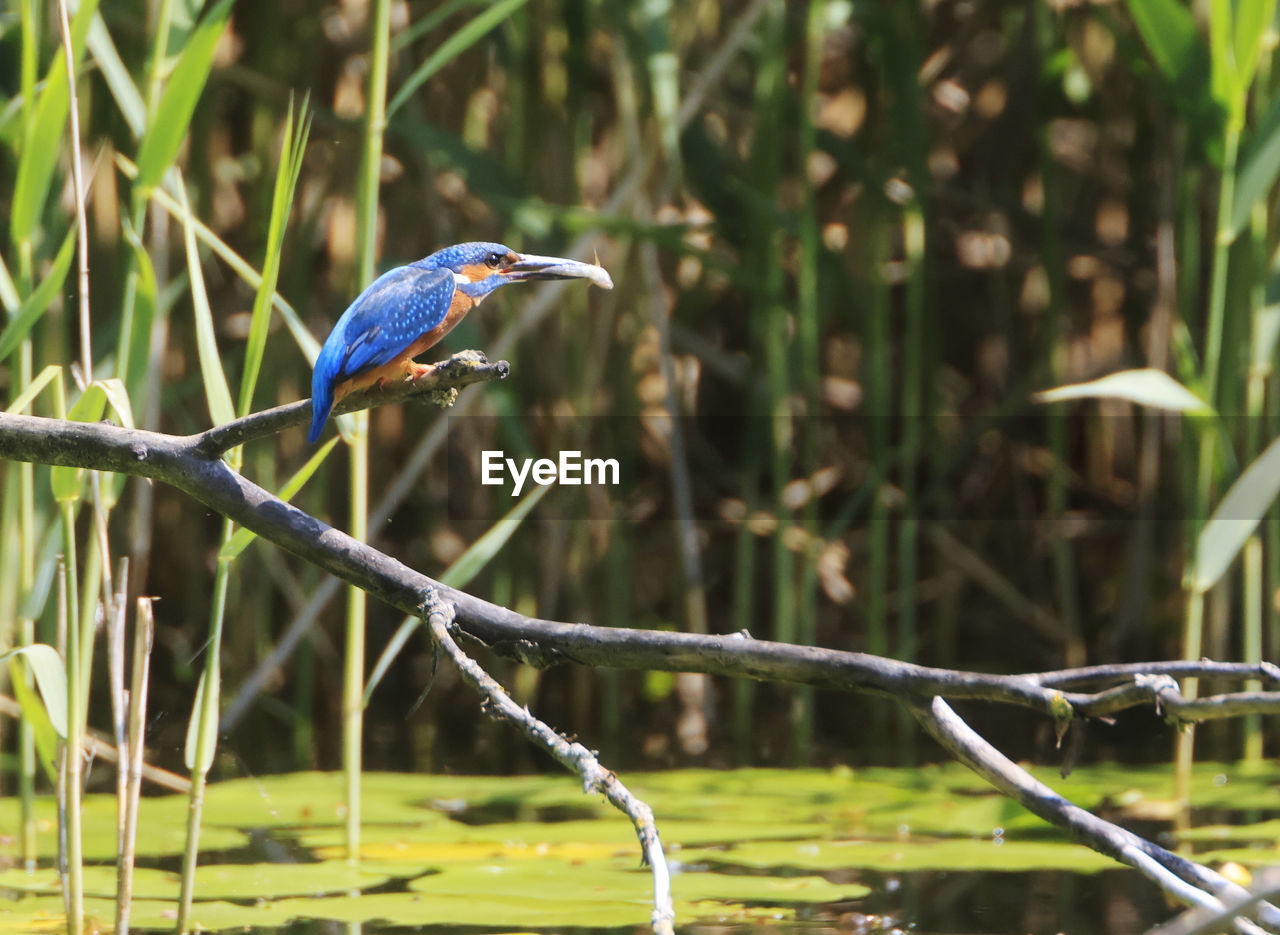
top-left (423, 241), bottom-right (613, 298)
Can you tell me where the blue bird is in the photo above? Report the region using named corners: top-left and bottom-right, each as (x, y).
top-left (308, 242), bottom-right (612, 442)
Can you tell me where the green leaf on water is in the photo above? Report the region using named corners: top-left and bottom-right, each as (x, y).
top-left (676, 836), bottom-right (1119, 874)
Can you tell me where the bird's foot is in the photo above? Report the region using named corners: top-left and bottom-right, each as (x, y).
top-left (402, 361), bottom-right (458, 407)
top-left (404, 361), bottom-right (437, 382)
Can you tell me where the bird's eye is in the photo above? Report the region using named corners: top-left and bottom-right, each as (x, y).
top-left (485, 252), bottom-right (504, 269)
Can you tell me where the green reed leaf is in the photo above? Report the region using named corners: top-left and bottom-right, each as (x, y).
top-left (4, 365), bottom-right (63, 414)
top-left (50, 379), bottom-right (136, 502)
top-left (218, 436), bottom-right (339, 562)
top-left (2, 644), bottom-right (67, 739)
top-left (363, 483), bottom-right (551, 704)
top-left (9, 0), bottom-right (100, 249)
top-left (184, 669), bottom-right (219, 772)
top-left (87, 8), bottom-right (146, 138)
top-left (176, 175), bottom-right (235, 429)
top-left (1033, 368), bottom-right (1213, 413)
top-left (387, 0), bottom-right (527, 117)
top-left (238, 94), bottom-right (311, 417)
top-left (1193, 433), bottom-right (1280, 592)
top-left (133, 0), bottom-right (234, 200)
top-left (0, 224), bottom-right (76, 362)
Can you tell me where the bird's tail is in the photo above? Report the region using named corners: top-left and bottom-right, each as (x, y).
top-left (308, 366), bottom-right (335, 443)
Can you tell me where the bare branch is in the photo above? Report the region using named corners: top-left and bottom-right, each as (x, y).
top-left (1032, 661), bottom-right (1280, 688)
top-left (1, 404), bottom-right (1278, 724)
top-left (421, 590), bottom-right (675, 935)
top-left (192, 350), bottom-right (509, 456)
top-left (1148, 869), bottom-right (1280, 935)
top-left (4, 392), bottom-right (1280, 932)
top-left (909, 696), bottom-right (1280, 934)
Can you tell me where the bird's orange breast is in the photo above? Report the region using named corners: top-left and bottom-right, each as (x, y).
top-left (402, 287), bottom-right (477, 360)
top-left (334, 288), bottom-right (479, 399)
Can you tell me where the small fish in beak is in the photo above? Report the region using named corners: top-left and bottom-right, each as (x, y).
top-left (502, 253), bottom-right (614, 289)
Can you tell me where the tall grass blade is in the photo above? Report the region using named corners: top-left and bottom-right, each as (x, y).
top-left (116, 154), bottom-right (323, 363)
top-left (116, 220), bottom-right (159, 394)
top-left (0, 250), bottom-right (19, 312)
top-left (1207, 0), bottom-right (1240, 110)
top-left (1233, 0), bottom-right (1279, 111)
top-left (363, 483), bottom-right (552, 704)
top-left (177, 526), bottom-right (233, 933)
top-left (9, 0), bottom-right (99, 249)
top-left (1033, 369), bottom-right (1213, 412)
top-left (238, 95), bottom-right (311, 417)
top-left (4, 365), bottom-right (62, 414)
top-left (5, 643), bottom-right (68, 781)
top-left (1192, 432), bottom-right (1280, 591)
top-left (1231, 92), bottom-right (1280, 237)
top-left (1126, 0), bottom-right (1200, 81)
top-left (49, 379), bottom-right (135, 502)
top-left (0, 225), bottom-right (76, 361)
top-left (640, 0), bottom-right (681, 180)
top-left (387, 0), bottom-right (527, 117)
top-left (132, 0), bottom-right (233, 200)
top-left (117, 597), bottom-right (154, 935)
top-left (391, 0), bottom-right (483, 51)
top-left (218, 437), bottom-right (340, 561)
top-left (8, 655), bottom-right (59, 779)
top-left (1, 644), bottom-right (69, 737)
top-left (86, 9), bottom-right (146, 138)
top-left (183, 669), bottom-right (219, 772)
top-left (176, 175), bottom-right (235, 429)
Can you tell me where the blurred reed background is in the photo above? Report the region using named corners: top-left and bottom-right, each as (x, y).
top-left (2, 0), bottom-right (1278, 787)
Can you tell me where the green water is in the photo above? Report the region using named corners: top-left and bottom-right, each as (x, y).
top-left (0, 764), bottom-right (1275, 933)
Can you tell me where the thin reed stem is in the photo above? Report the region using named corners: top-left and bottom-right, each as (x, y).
top-left (344, 0), bottom-right (392, 860)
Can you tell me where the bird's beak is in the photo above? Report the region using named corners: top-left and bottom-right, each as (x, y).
top-left (503, 253), bottom-right (614, 290)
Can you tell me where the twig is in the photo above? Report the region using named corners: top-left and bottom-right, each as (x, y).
top-left (909, 695), bottom-right (1280, 934)
top-left (1032, 659), bottom-right (1280, 687)
top-left (116, 597), bottom-right (155, 935)
top-left (108, 559), bottom-right (129, 853)
top-left (419, 589), bottom-right (675, 935)
top-left (192, 349), bottom-right (509, 456)
top-left (1147, 868), bottom-right (1280, 935)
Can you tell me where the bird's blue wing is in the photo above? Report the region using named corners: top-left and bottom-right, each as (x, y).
top-left (335, 265), bottom-right (455, 377)
top-left (308, 265), bottom-right (455, 442)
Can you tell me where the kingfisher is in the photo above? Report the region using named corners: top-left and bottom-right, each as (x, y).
top-left (308, 241), bottom-right (613, 442)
